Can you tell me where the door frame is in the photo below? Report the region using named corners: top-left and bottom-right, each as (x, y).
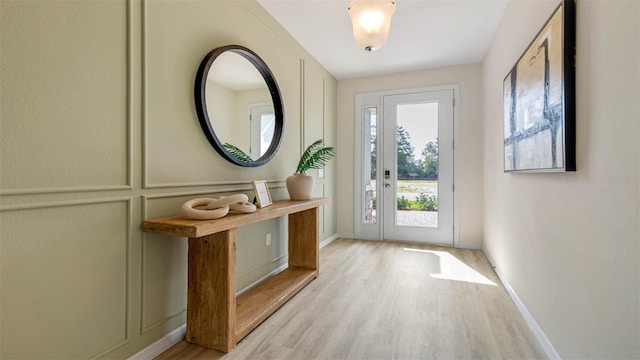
top-left (353, 85), bottom-right (460, 246)
top-left (249, 102), bottom-right (275, 159)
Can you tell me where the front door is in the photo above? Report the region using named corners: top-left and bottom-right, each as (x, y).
top-left (355, 89), bottom-right (455, 245)
top-left (382, 90), bottom-right (454, 245)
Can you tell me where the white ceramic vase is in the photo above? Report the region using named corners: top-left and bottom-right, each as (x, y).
top-left (286, 173), bottom-right (314, 200)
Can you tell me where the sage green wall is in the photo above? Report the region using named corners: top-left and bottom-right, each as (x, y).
top-left (0, 0), bottom-right (337, 358)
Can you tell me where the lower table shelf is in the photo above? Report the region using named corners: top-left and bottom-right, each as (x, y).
top-left (236, 267), bottom-right (317, 340)
top-left (143, 198), bottom-right (330, 353)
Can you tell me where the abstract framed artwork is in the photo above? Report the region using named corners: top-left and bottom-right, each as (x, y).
top-left (503, 0), bottom-right (576, 172)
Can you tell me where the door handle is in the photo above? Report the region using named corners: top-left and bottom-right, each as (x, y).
top-left (385, 183), bottom-right (391, 188)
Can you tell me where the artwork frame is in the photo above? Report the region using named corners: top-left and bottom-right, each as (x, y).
top-left (503, 0), bottom-right (576, 172)
top-left (252, 180), bottom-right (272, 208)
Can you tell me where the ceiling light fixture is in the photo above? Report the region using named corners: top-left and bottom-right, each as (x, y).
top-left (348, 0), bottom-right (396, 51)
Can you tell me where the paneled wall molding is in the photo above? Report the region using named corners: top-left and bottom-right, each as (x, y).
top-left (143, 180), bottom-right (286, 191)
top-left (0, 0), bottom-right (133, 195)
top-left (0, 197), bottom-right (132, 212)
top-left (299, 58), bottom-right (306, 155)
top-left (140, 183), bottom-right (284, 204)
top-left (141, 310), bottom-right (186, 335)
top-left (141, 0), bottom-right (149, 189)
top-left (0, 198), bottom-right (132, 358)
top-left (0, 185), bottom-right (133, 197)
top-left (2, 0), bottom-right (337, 357)
top-left (125, 0), bottom-right (134, 194)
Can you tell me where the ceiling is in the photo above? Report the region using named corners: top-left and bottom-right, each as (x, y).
top-left (256, 0), bottom-right (509, 80)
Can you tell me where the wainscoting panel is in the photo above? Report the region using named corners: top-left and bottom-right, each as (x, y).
top-left (311, 183), bottom-right (326, 239)
top-left (0, 200), bottom-right (130, 359)
top-left (0, 0), bottom-right (131, 194)
top-left (304, 63), bottom-right (326, 147)
top-left (140, 231), bottom-right (188, 334)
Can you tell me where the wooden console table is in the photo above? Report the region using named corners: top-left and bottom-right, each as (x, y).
top-left (142, 198), bottom-right (330, 353)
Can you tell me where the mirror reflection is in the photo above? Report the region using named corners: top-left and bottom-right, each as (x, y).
top-left (205, 52), bottom-right (275, 160)
top-left (194, 45), bottom-right (284, 167)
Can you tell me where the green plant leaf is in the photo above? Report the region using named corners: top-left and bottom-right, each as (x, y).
top-left (302, 147), bottom-right (335, 171)
top-left (295, 140), bottom-right (336, 174)
top-left (295, 139), bottom-right (324, 174)
top-left (223, 143), bottom-right (253, 163)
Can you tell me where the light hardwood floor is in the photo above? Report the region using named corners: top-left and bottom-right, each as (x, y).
top-left (156, 239), bottom-right (545, 359)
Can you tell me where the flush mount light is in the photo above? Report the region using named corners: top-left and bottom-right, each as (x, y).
top-left (348, 0), bottom-right (396, 51)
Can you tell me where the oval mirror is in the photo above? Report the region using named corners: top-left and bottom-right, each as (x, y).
top-left (195, 45), bottom-right (284, 167)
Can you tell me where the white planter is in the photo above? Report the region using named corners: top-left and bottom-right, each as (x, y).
top-left (286, 173), bottom-right (314, 200)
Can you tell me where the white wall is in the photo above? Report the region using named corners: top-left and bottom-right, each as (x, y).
top-left (0, 0), bottom-right (337, 358)
top-left (482, 0), bottom-right (640, 358)
top-left (337, 64), bottom-right (484, 248)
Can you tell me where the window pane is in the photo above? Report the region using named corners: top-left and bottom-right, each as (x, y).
top-left (395, 102), bottom-right (439, 228)
top-left (260, 114), bottom-right (275, 156)
top-left (364, 107), bottom-right (377, 224)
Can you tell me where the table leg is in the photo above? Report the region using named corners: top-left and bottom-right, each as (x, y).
top-left (288, 207), bottom-right (319, 271)
top-left (186, 229), bottom-right (236, 352)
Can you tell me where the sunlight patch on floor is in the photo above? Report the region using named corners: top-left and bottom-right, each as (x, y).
top-left (403, 248), bottom-right (497, 286)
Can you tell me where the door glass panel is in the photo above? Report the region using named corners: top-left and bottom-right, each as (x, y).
top-left (395, 102), bottom-right (439, 228)
top-left (250, 104), bottom-right (275, 159)
top-left (363, 107), bottom-right (377, 224)
top-left (260, 114), bottom-right (275, 156)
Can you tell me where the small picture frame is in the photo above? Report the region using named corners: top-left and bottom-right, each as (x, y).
top-left (252, 180), bottom-right (272, 208)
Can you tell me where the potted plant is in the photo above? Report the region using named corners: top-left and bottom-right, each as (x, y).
top-left (286, 139), bottom-right (335, 200)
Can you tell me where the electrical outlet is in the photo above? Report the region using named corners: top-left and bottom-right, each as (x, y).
top-left (318, 168), bottom-right (324, 178)
top-left (265, 233), bottom-right (271, 246)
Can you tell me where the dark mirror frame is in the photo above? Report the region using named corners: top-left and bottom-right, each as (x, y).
top-left (194, 45), bottom-right (284, 167)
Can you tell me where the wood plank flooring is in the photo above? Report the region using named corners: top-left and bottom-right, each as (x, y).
top-left (156, 239), bottom-right (545, 359)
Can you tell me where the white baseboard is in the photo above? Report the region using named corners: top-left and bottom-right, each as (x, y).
top-left (127, 324), bottom-right (186, 360)
top-left (482, 249), bottom-right (561, 360)
top-left (236, 254), bottom-right (287, 292)
top-left (237, 262), bottom-right (288, 296)
top-left (241, 234), bottom-right (340, 298)
top-left (320, 233), bottom-right (339, 248)
top-left (129, 235), bottom-right (338, 359)
top-left (129, 261), bottom-right (290, 359)
top-left (454, 241), bottom-right (483, 250)
top-left (337, 233), bottom-right (355, 239)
